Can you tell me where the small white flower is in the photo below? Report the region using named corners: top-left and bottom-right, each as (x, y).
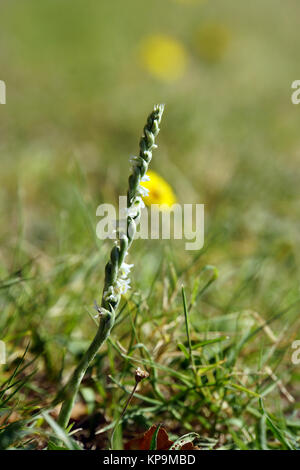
top-left (141, 174), bottom-right (150, 182)
top-left (127, 206), bottom-right (139, 218)
top-left (126, 196), bottom-right (145, 218)
top-left (119, 262), bottom-right (134, 279)
top-left (143, 150), bottom-right (152, 161)
top-left (115, 277), bottom-right (131, 295)
top-left (137, 185), bottom-right (149, 198)
top-left (103, 285), bottom-right (118, 302)
top-left (135, 196), bottom-right (145, 208)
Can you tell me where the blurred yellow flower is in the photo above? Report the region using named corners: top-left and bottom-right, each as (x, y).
top-left (139, 34), bottom-right (187, 81)
top-left (194, 23), bottom-right (231, 63)
top-left (140, 170), bottom-right (177, 207)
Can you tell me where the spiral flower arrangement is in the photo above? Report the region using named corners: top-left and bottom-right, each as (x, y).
top-left (57, 105), bottom-right (164, 429)
top-left (101, 104), bottom-right (164, 311)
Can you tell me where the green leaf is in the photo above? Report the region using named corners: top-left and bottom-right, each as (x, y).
top-left (192, 336), bottom-right (229, 349)
top-left (42, 412), bottom-right (82, 450)
top-left (150, 424), bottom-right (161, 450)
top-left (178, 342), bottom-right (189, 359)
top-left (226, 383), bottom-right (260, 398)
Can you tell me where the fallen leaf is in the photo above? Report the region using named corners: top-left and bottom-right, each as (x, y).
top-left (125, 424), bottom-right (199, 450)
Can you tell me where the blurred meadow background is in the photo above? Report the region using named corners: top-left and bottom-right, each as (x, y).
top-left (0, 0), bottom-right (300, 449)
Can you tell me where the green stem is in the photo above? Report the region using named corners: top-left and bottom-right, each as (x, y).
top-left (57, 310), bottom-right (114, 429)
top-left (56, 105), bottom-right (164, 431)
top-left (181, 286), bottom-right (199, 387)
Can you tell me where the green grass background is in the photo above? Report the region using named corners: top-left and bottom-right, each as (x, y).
top-left (0, 0), bottom-right (299, 449)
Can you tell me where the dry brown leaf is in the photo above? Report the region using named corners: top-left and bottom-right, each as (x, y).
top-left (125, 424), bottom-right (199, 450)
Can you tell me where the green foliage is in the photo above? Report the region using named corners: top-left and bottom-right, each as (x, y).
top-left (0, 0), bottom-right (299, 451)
